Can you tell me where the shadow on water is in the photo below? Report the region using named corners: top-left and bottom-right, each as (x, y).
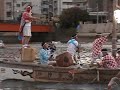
top-left (0, 79), bottom-right (108, 90)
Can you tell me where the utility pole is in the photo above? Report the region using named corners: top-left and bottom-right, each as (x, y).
top-left (96, 1), bottom-right (99, 24)
top-left (112, 0), bottom-right (118, 57)
top-left (13, 0), bottom-right (15, 20)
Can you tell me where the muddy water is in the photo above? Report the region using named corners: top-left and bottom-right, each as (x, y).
top-left (0, 80), bottom-right (108, 90)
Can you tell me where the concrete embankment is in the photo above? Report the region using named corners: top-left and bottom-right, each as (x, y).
top-left (1, 22), bottom-right (120, 43)
top-left (1, 32), bottom-right (120, 43)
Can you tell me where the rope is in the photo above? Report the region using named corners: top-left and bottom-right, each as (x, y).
top-left (97, 70), bottom-right (100, 82)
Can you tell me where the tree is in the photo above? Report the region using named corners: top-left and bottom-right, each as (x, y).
top-left (59, 7), bottom-right (89, 28)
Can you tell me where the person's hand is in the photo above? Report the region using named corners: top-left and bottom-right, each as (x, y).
top-left (49, 55), bottom-right (54, 61)
top-left (96, 62), bottom-right (102, 67)
top-left (34, 17), bottom-right (40, 20)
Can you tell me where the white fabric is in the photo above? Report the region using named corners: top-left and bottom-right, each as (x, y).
top-left (25, 22), bottom-right (31, 26)
top-left (91, 52), bottom-right (102, 64)
top-left (41, 61), bottom-right (56, 65)
top-left (23, 26), bottom-right (31, 36)
top-left (67, 39), bottom-right (78, 56)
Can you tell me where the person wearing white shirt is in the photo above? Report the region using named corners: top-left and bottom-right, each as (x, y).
top-left (67, 34), bottom-right (80, 63)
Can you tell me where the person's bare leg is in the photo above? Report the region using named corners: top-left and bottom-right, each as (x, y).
top-left (22, 36), bottom-right (26, 45)
top-left (26, 36), bottom-right (31, 45)
top-left (22, 36), bottom-right (27, 45)
top-left (22, 36), bottom-right (31, 46)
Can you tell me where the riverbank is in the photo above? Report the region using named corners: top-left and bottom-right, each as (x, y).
top-left (1, 32), bottom-right (120, 43)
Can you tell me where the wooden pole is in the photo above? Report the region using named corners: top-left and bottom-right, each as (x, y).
top-left (112, 0), bottom-right (118, 57)
top-left (13, 0), bottom-right (15, 20)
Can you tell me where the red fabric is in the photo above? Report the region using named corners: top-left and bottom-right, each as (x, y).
top-left (101, 55), bottom-right (118, 69)
top-left (92, 36), bottom-right (107, 58)
top-left (22, 12), bottom-right (30, 21)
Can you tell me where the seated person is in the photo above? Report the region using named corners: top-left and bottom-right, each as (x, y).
top-left (39, 42), bottom-right (56, 65)
top-left (116, 49), bottom-right (120, 67)
top-left (98, 49), bottom-right (118, 69)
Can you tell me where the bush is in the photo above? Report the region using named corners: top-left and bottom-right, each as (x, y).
top-left (61, 27), bottom-right (77, 37)
top-left (59, 7), bottom-right (89, 29)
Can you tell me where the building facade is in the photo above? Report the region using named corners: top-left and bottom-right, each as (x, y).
top-left (41, 0), bottom-right (58, 19)
top-left (0, 0), bottom-right (4, 20)
top-left (0, 0), bottom-right (89, 21)
top-left (103, 0), bottom-right (120, 22)
top-left (0, 0), bottom-right (41, 21)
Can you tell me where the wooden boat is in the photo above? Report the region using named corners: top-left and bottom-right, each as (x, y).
top-left (0, 61), bottom-right (119, 84)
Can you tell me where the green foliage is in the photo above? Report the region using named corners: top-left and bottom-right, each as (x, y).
top-left (61, 27), bottom-right (77, 37)
top-left (59, 7), bottom-right (89, 28)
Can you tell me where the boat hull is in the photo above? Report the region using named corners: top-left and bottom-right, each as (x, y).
top-left (0, 61), bottom-right (119, 83)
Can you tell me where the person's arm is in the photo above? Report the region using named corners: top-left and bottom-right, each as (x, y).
top-left (40, 49), bottom-right (50, 62)
top-left (98, 35), bottom-right (108, 45)
top-left (75, 41), bottom-right (81, 59)
top-left (24, 12), bottom-right (40, 21)
top-left (76, 46), bottom-right (80, 59)
top-left (28, 13), bottom-right (40, 21)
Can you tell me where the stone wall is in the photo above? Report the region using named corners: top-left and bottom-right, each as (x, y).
top-left (80, 23), bottom-right (113, 33)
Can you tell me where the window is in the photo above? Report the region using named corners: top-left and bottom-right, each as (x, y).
top-left (22, 2), bottom-right (31, 6)
top-left (16, 4), bottom-right (20, 7)
top-left (6, 2), bottom-right (12, 8)
top-left (42, 1), bottom-right (48, 4)
top-left (43, 8), bottom-right (48, 12)
top-left (6, 12), bottom-right (12, 17)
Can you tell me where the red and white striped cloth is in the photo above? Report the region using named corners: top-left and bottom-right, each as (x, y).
top-left (92, 36), bottom-right (107, 58)
top-left (101, 54), bottom-right (118, 69)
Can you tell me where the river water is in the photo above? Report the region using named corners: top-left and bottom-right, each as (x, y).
top-left (0, 80), bottom-right (108, 90)
top-left (0, 42), bottom-right (120, 90)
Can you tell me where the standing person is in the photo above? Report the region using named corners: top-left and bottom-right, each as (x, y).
top-left (98, 49), bottom-right (118, 69)
top-left (19, 5), bottom-right (39, 47)
top-left (91, 33), bottom-right (111, 64)
top-left (39, 42), bottom-right (56, 65)
top-left (67, 34), bottom-right (80, 64)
